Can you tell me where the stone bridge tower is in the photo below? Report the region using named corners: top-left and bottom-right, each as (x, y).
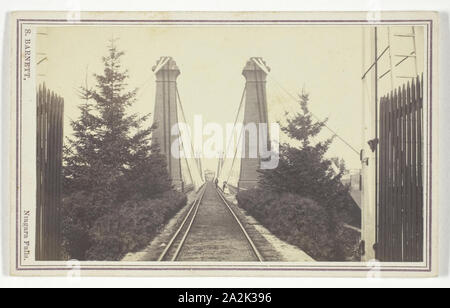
top-left (238, 58), bottom-right (270, 190)
top-left (152, 57), bottom-right (183, 190)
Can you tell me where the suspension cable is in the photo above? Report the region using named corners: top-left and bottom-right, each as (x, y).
top-left (248, 57), bottom-right (359, 156)
top-left (178, 129), bottom-right (194, 185)
top-left (267, 74), bottom-right (360, 156)
top-left (176, 86), bottom-right (202, 176)
top-left (175, 92), bottom-right (195, 185)
top-left (226, 125), bottom-right (244, 184)
top-left (218, 86), bottom-right (246, 179)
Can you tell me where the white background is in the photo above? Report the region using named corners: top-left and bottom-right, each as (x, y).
top-left (1, 0), bottom-right (449, 288)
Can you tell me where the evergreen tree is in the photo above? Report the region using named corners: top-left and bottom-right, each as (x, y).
top-left (254, 92), bottom-right (362, 260)
top-left (259, 92), bottom-right (359, 227)
top-left (260, 92), bottom-right (337, 196)
top-left (62, 40), bottom-right (173, 259)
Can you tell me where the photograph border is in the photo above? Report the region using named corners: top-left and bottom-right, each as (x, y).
top-left (9, 11), bottom-right (439, 277)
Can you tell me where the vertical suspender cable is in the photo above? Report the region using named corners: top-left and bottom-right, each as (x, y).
top-left (217, 86), bottom-right (246, 180)
top-left (176, 86), bottom-right (202, 182)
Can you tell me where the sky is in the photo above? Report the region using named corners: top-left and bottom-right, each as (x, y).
top-left (36, 25), bottom-right (425, 173)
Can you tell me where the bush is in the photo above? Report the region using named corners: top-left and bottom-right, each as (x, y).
top-left (61, 191), bottom-right (110, 260)
top-left (63, 190), bottom-right (187, 261)
top-left (237, 189), bottom-right (360, 261)
top-left (86, 190), bottom-right (187, 261)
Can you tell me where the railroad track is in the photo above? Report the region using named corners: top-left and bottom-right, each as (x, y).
top-left (158, 183), bottom-right (264, 262)
top-left (215, 189), bottom-right (264, 262)
top-left (157, 185), bottom-right (207, 261)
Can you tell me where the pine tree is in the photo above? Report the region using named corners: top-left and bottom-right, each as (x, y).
top-left (259, 92), bottom-right (338, 196)
top-left (62, 40), bottom-right (172, 259)
top-left (259, 92), bottom-right (359, 226)
top-left (254, 92), bottom-right (361, 260)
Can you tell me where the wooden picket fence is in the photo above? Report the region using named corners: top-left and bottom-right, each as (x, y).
top-left (377, 75), bottom-right (423, 262)
top-left (36, 85), bottom-right (64, 261)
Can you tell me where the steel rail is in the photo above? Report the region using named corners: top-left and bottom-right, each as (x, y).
top-left (159, 184), bottom-right (263, 262)
top-left (158, 185), bottom-right (206, 261)
top-left (170, 186), bottom-right (207, 261)
top-left (216, 189), bottom-right (264, 262)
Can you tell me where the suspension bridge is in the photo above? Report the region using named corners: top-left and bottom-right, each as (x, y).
top-left (36, 26), bottom-right (424, 262)
top-left (146, 56), bottom-right (284, 261)
top-left (141, 56), bottom-right (362, 262)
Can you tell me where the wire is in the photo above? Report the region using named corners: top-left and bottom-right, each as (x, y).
top-left (218, 86), bottom-right (246, 179)
top-left (181, 141), bottom-right (194, 186)
top-left (267, 73), bottom-right (360, 156)
top-left (361, 46), bottom-right (390, 80)
top-left (249, 57), bottom-right (348, 150)
top-left (176, 87), bottom-right (202, 177)
top-left (176, 86), bottom-right (208, 187)
top-left (226, 125), bottom-right (244, 184)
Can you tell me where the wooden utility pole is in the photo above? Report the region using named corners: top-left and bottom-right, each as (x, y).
top-left (361, 27), bottom-right (378, 262)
